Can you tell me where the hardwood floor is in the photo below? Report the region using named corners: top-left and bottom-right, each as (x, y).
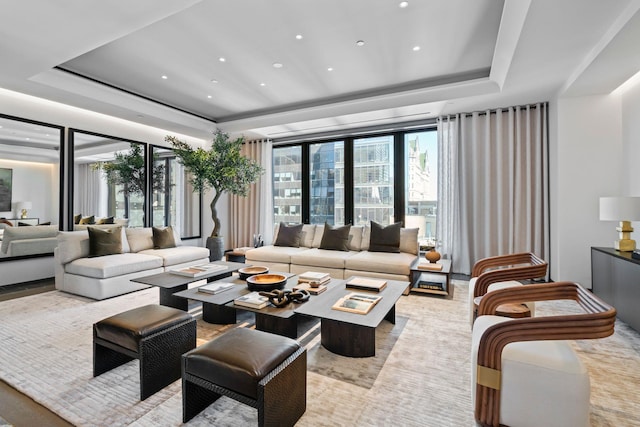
top-left (0, 279), bottom-right (73, 427)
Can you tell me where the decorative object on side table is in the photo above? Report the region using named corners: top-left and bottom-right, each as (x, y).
top-left (425, 247), bottom-right (441, 263)
top-left (166, 131), bottom-right (264, 261)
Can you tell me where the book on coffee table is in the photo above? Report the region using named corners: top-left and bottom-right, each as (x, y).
top-left (298, 271), bottom-right (331, 286)
top-left (170, 263), bottom-right (228, 278)
top-left (346, 276), bottom-right (387, 292)
top-left (332, 292), bottom-right (382, 315)
top-left (234, 291), bottom-right (270, 309)
top-left (293, 282), bottom-right (328, 295)
top-left (416, 261), bottom-right (443, 271)
top-left (198, 282), bottom-right (234, 295)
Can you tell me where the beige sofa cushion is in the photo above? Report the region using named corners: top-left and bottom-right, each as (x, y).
top-left (64, 253), bottom-right (163, 279)
top-left (348, 226), bottom-right (364, 251)
top-left (57, 231), bottom-right (90, 264)
top-left (399, 228), bottom-right (419, 255)
top-left (1, 224), bottom-right (58, 254)
top-left (125, 228), bottom-right (154, 252)
top-left (139, 246), bottom-right (210, 267)
top-left (345, 250), bottom-right (417, 276)
top-left (311, 224), bottom-right (325, 248)
top-left (245, 245), bottom-right (311, 264)
top-left (290, 248), bottom-right (358, 269)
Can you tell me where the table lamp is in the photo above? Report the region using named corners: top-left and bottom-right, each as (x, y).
top-left (17, 201), bottom-right (32, 219)
top-left (599, 196), bottom-right (640, 251)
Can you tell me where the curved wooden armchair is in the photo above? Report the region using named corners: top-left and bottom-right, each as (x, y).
top-left (471, 252), bottom-right (548, 299)
top-left (474, 282), bottom-right (616, 427)
top-left (469, 252), bottom-right (548, 326)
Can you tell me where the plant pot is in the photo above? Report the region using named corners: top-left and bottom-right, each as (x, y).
top-left (206, 236), bottom-right (225, 261)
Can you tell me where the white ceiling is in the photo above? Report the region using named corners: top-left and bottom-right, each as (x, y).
top-left (1, 0), bottom-right (640, 141)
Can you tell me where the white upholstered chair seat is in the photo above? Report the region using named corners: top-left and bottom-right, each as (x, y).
top-left (472, 315), bottom-right (590, 427)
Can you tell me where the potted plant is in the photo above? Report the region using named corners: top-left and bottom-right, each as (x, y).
top-left (165, 131), bottom-right (264, 260)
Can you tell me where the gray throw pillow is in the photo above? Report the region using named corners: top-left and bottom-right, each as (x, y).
top-left (88, 226), bottom-right (123, 257)
top-left (274, 222), bottom-right (303, 247)
top-left (368, 221), bottom-right (402, 253)
top-left (319, 223), bottom-right (352, 251)
top-left (153, 226), bottom-right (176, 249)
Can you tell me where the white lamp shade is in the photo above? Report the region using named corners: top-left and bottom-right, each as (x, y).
top-left (599, 197), bottom-right (640, 221)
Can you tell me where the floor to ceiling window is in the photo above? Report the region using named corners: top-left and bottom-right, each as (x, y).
top-left (272, 126), bottom-right (437, 245)
top-left (273, 146), bottom-right (302, 224)
top-left (310, 141), bottom-right (344, 225)
top-left (353, 135), bottom-right (394, 226)
top-left (404, 130), bottom-right (437, 247)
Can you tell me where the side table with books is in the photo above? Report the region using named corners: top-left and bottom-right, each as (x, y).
top-left (408, 258), bottom-right (452, 297)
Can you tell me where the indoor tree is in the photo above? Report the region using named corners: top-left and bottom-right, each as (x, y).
top-left (92, 143), bottom-right (165, 223)
top-left (165, 131), bottom-right (264, 259)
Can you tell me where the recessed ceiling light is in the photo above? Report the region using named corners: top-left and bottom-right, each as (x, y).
top-left (296, 34), bottom-right (303, 40)
top-left (260, 82), bottom-right (266, 87)
top-left (25, 137), bottom-right (30, 141)
top-left (161, 75), bottom-right (168, 79)
top-left (207, 95), bottom-right (212, 99)
top-left (219, 57), bottom-right (226, 62)
top-left (413, 46), bottom-right (421, 51)
top-left (399, 1), bottom-right (409, 8)
top-left (327, 67), bottom-right (334, 72)
top-left (356, 40), bottom-right (365, 47)
top-left (211, 79), bottom-right (219, 84)
top-left (273, 62), bottom-right (283, 68)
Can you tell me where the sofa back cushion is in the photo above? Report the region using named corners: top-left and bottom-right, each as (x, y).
top-left (348, 225), bottom-right (364, 251)
top-left (311, 224), bottom-right (325, 248)
top-left (88, 226), bottom-right (123, 257)
top-left (1, 224), bottom-right (58, 254)
top-left (57, 231), bottom-right (90, 264)
top-left (126, 228), bottom-right (154, 253)
top-left (399, 228), bottom-right (419, 255)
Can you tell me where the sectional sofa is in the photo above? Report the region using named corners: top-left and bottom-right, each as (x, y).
top-left (245, 223), bottom-right (419, 282)
top-left (54, 226), bottom-right (209, 300)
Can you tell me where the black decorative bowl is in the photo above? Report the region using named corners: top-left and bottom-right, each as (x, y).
top-left (246, 273), bottom-right (287, 292)
top-left (238, 266), bottom-right (269, 280)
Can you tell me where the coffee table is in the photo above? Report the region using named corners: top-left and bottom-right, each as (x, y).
top-left (131, 261), bottom-right (246, 310)
top-left (175, 273), bottom-right (338, 338)
top-left (294, 277), bottom-right (408, 357)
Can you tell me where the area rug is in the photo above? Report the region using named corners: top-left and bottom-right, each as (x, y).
top-left (0, 281), bottom-right (639, 426)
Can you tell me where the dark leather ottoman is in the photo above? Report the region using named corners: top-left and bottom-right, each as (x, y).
top-left (93, 304), bottom-right (196, 400)
top-left (182, 328), bottom-right (306, 426)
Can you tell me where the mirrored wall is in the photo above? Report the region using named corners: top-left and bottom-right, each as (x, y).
top-left (70, 130), bottom-right (201, 238)
top-left (0, 114), bottom-right (63, 259)
top-left (71, 130), bottom-right (147, 228)
top-left (151, 146), bottom-right (201, 238)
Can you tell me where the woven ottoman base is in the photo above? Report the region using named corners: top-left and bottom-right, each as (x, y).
top-left (93, 304), bottom-right (196, 400)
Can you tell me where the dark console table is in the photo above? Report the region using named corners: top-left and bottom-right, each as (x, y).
top-left (591, 247), bottom-right (640, 332)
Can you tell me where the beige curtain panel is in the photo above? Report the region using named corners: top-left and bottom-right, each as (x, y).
top-left (437, 103), bottom-right (550, 275)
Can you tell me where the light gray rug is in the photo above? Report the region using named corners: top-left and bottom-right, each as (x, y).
top-left (0, 281), bottom-right (638, 426)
